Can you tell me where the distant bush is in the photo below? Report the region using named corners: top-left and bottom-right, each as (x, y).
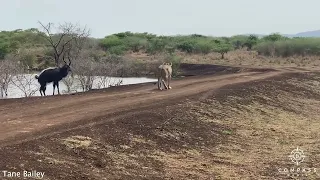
top-left (176, 40), bottom-right (196, 53)
top-left (193, 41), bottom-right (215, 54)
top-left (262, 33), bottom-right (289, 42)
top-left (244, 35), bottom-right (259, 50)
top-left (212, 42), bottom-right (233, 59)
top-left (124, 36), bottom-right (148, 52)
top-left (5, 27), bottom-right (320, 68)
top-left (99, 35), bottom-right (123, 50)
top-left (255, 38), bottom-right (320, 57)
top-left (229, 35), bottom-right (248, 49)
top-left (146, 38), bottom-right (167, 55)
top-left (107, 45), bottom-right (127, 55)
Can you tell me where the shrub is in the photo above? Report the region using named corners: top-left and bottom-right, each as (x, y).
top-left (176, 40), bottom-right (196, 53)
top-left (193, 41), bottom-right (214, 54)
top-left (262, 33), bottom-right (289, 42)
top-left (229, 35), bottom-right (249, 49)
top-left (244, 35), bottom-right (259, 50)
top-left (146, 38), bottom-right (166, 55)
top-left (99, 35), bottom-right (123, 50)
top-left (212, 42), bottom-right (233, 59)
top-left (255, 38), bottom-right (320, 57)
top-left (124, 36), bottom-right (148, 52)
top-left (107, 45), bottom-right (127, 55)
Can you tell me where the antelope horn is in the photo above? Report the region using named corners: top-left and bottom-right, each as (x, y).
top-left (62, 53), bottom-right (67, 64)
top-left (67, 50), bottom-right (72, 66)
top-left (68, 56), bottom-right (71, 66)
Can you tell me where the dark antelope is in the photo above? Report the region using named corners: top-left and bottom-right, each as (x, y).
top-left (35, 56), bottom-right (72, 96)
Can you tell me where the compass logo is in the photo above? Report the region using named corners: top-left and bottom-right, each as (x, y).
top-left (278, 147), bottom-right (318, 178)
top-left (288, 147), bottom-right (306, 166)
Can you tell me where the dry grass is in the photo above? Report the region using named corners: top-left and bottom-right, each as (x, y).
top-left (186, 73), bottom-right (320, 179)
top-left (180, 50), bottom-right (320, 68)
top-left (125, 50), bottom-right (320, 70)
top-left (61, 136), bottom-right (92, 149)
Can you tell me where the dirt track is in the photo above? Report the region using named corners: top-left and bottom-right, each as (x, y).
top-left (0, 65), bottom-right (319, 180)
top-left (0, 68), bottom-right (281, 146)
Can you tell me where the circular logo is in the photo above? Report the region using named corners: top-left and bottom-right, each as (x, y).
top-left (288, 147), bottom-right (306, 166)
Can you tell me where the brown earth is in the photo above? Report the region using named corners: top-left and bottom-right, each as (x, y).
top-left (0, 64), bottom-right (319, 180)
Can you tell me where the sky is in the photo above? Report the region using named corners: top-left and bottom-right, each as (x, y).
top-left (1, 0), bottom-right (320, 38)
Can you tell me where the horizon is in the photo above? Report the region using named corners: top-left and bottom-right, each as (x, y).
top-left (1, 26), bottom-right (320, 38)
top-left (2, 0), bottom-right (320, 38)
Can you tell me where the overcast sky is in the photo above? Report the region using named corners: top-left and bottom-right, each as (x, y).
top-left (1, 0), bottom-right (319, 38)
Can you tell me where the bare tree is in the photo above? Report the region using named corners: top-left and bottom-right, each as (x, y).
top-left (11, 66), bottom-right (38, 97)
top-left (72, 51), bottom-right (124, 91)
top-left (62, 74), bottom-right (76, 93)
top-left (38, 21), bottom-right (90, 66)
top-left (0, 59), bottom-right (20, 98)
top-left (72, 51), bottom-right (98, 91)
top-left (96, 61), bottom-right (123, 88)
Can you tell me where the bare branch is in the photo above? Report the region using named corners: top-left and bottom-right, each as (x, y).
top-left (0, 60), bottom-right (20, 97)
top-left (38, 21), bottom-right (90, 66)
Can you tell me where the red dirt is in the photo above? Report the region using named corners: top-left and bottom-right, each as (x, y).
top-left (0, 70), bottom-right (281, 146)
top-left (0, 64), bottom-right (314, 179)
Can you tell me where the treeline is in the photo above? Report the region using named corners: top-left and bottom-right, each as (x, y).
top-left (1, 29), bottom-right (320, 68)
top-left (100, 32), bottom-right (320, 57)
top-left (99, 32), bottom-right (237, 58)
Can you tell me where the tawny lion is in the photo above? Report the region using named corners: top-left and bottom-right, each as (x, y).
top-left (157, 62), bottom-right (172, 90)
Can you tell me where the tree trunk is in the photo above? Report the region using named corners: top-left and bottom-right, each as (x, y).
top-left (221, 53), bottom-right (225, 59)
top-left (0, 87), bottom-right (3, 98)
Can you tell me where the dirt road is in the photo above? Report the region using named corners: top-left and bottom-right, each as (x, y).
top-left (1, 64), bottom-right (319, 179)
top-left (0, 68), bottom-right (281, 146)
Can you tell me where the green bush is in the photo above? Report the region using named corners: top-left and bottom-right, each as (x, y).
top-left (124, 36), bottom-right (148, 52)
top-left (176, 40), bottom-right (196, 53)
top-left (212, 42), bottom-right (233, 59)
top-left (229, 35), bottom-right (249, 49)
top-left (244, 35), bottom-right (259, 50)
top-left (262, 33), bottom-right (288, 42)
top-left (0, 43), bottom-right (9, 59)
top-left (193, 41), bottom-right (214, 54)
top-left (255, 38), bottom-right (320, 57)
top-left (107, 45), bottom-right (127, 55)
top-left (146, 38), bottom-right (166, 55)
top-left (99, 35), bottom-right (123, 50)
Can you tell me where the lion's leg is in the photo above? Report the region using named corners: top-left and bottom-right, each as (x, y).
top-left (158, 77), bottom-right (163, 90)
top-left (162, 78), bottom-right (168, 89)
top-left (168, 75), bottom-right (172, 89)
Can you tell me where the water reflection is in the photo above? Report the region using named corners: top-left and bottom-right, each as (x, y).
top-left (1, 74), bottom-right (157, 99)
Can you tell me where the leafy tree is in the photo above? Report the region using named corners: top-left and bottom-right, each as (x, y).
top-left (212, 42), bottom-right (233, 59)
top-left (18, 49), bottom-right (37, 69)
top-left (99, 35), bottom-right (123, 50)
top-left (124, 36), bottom-right (147, 52)
top-left (191, 34), bottom-right (206, 38)
top-left (107, 45), bottom-right (127, 55)
top-left (176, 40), bottom-right (195, 53)
top-left (146, 38), bottom-right (166, 55)
top-left (113, 31), bottom-right (133, 38)
top-left (194, 41), bottom-right (214, 54)
top-left (244, 35), bottom-right (258, 50)
top-left (230, 35), bottom-right (248, 49)
top-left (0, 43), bottom-right (9, 59)
top-left (262, 33), bottom-right (288, 42)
